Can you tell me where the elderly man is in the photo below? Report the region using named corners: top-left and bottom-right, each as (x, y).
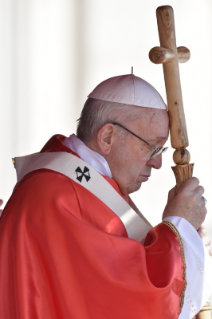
top-left (0, 74), bottom-right (211, 319)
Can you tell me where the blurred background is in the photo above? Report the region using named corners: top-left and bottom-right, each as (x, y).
top-left (0, 0), bottom-right (212, 236)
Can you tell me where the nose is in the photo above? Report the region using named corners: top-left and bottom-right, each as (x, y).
top-left (147, 153), bottom-right (162, 169)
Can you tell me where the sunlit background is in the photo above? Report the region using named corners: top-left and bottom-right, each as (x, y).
top-left (1, 0), bottom-right (212, 238)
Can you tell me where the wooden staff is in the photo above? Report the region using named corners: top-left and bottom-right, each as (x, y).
top-left (149, 5), bottom-right (212, 319)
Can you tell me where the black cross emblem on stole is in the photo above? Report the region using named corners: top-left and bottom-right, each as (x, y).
top-left (75, 166), bottom-right (91, 182)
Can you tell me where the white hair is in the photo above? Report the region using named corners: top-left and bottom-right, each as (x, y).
top-left (77, 98), bottom-right (145, 142)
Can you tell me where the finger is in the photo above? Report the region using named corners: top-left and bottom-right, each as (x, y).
top-left (0, 200), bottom-right (3, 206)
top-left (195, 185), bottom-right (205, 198)
top-left (198, 225), bottom-right (207, 238)
top-left (202, 235), bottom-right (211, 247)
top-left (179, 177), bottom-right (199, 193)
top-left (167, 187), bottom-right (176, 202)
top-left (201, 197), bottom-right (207, 207)
top-left (201, 206), bottom-right (207, 220)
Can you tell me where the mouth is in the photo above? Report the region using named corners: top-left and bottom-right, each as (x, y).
top-left (143, 176), bottom-right (150, 181)
top-left (139, 175), bottom-right (150, 182)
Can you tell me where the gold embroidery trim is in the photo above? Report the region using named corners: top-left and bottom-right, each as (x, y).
top-left (162, 220), bottom-right (187, 314)
top-left (12, 158), bottom-right (16, 167)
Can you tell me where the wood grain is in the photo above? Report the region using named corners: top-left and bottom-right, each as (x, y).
top-left (177, 46), bottom-right (190, 63)
top-left (149, 6), bottom-right (212, 318)
top-left (149, 46), bottom-right (174, 64)
top-left (156, 5), bottom-right (189, 149)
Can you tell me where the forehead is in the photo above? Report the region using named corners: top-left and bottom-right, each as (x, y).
top-left (131, 108), bottom-right (169, 139)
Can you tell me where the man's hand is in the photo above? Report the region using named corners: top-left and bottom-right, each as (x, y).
top-left (198, 225), bottom-right (212, 256)
top-left (163, 177), bottom-right (207, 230)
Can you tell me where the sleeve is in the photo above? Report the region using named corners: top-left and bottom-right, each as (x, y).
top-left (164, 216), bottom-right (212, 319)
top-left (0, 172), bottom-right (186, 319)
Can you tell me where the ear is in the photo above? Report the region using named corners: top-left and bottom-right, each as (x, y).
top-left (96, 124), bottom-right (116, 155)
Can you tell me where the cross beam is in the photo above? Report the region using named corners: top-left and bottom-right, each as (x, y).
top-left (149, 6), bottom-right (212, 318)
top-left (149, 5), bottom-right (193, 191)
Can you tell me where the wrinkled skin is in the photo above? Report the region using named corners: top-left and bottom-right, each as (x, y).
top-left (90, 107), bottom-right (169, 195)
top-left (87, 106), bottom-right (208, 231)
top-left (1, 106), bottom-right (210, 248)
top-left (163, 177), bottom-right (207, 230)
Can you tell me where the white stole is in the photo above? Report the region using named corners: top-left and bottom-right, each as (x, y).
top-left (14, 152), bottom-right (152, 243)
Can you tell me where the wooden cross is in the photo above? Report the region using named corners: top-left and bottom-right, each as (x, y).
top-left (149, 5), bottom-right (193, 190)
top-left (149, 5), bottom-right (212, 319)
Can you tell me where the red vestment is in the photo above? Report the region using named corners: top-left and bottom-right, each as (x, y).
top-left (0, 135), bottom-right (185, 319)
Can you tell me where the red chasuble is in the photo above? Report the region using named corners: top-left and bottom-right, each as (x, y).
top-left (0, 135), bottom-right (185, 319)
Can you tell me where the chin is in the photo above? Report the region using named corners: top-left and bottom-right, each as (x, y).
top-left (118, 180), bottom-right (143, 195)
top-left (128, 183), bottom-right (142, 194)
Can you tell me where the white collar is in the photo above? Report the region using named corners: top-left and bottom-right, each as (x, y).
top-left (62, 134), bottom-right (113, 178)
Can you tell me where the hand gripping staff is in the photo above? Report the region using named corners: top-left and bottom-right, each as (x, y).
top-left (149, 6), bottom-right (212, 319)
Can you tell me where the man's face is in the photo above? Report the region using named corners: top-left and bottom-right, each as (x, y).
top-left (106, 108), bottom-right (169, 195)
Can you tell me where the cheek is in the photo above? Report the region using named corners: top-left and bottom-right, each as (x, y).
top-left (128, 159), bottom-right (147, 178)
top-left (110, 141), bottom-right (149, 181)
top-left (121, 151), bottom-right (148, 179)
top-left (109, 147), bottom-right (149, 195)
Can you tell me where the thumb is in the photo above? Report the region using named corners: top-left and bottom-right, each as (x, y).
top-left (167, 187), bottom-right (176, 203)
